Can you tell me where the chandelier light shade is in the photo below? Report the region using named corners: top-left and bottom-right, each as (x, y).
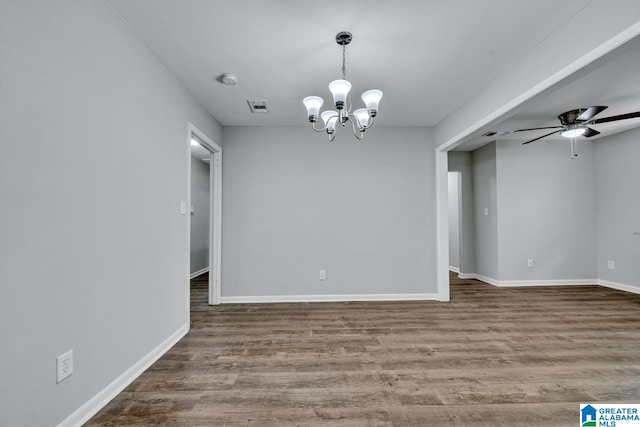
top-left (303, 31), bottom-right (383, 141)
top-left (361, 90), bottom-right (383, 116)
top-left (302, 96), bottom-right (324, 121)
top-left (321, 110), bottom-right (339, 133)
top-left (328, 79), bottom-right (352, 109)
top-left (353, 108), bottom-right (370, 128)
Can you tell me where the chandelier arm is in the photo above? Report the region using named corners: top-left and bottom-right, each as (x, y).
top-left (349, 116), bottom-right (365, 140)
top-left (347, 113), bottom-right (374, 130)
top-left (365, 115), bottom-right (375, 129)
top-left (311, 121), bottom-right (327, 132)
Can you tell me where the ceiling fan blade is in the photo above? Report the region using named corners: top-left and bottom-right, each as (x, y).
top-left (582, 127), bottom-right (600, 138)
top-left (591, 111), bottom-right (640, 124)
top-left (512, 126), bottom-right (563, 133)
top-left (522, 129), bottom-right (562, 145)
top-left (576, 106), bottom-right (608, 121)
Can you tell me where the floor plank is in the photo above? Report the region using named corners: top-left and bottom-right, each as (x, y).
top-left (86, 273), bottom-right (640, 426)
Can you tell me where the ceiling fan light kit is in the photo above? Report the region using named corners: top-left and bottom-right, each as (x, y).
top-left (560, 125), bottom-right (587, 139)
top-left (303, 31), bottom-right (383, 141)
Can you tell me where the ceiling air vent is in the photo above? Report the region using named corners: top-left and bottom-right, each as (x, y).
top-left (247, 100), bottom-right (269, 113)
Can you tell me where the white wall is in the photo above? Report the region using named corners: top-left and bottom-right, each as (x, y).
top-left (448, 152), bottom-right (475, 276)
top-left (0, 1), bottom-right (221, 425)
top-left (190, 156), bottom-right (210, 275)
top-left (221, 126), bottom-right (436, 299)
top-left (496, 140), bottom-right (597, 282)
top-left (471, 143), bottom-right (499, 280)
top-left (447, 172), bottom-right (461, 271)
top-left (595, 127), bottom-right (640, 289)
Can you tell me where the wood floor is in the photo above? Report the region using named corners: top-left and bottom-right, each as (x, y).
top-left (86, 273), bottom-right (640, 426)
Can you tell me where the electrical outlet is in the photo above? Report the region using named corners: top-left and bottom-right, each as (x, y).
top-left (527, 259), bottom-right (534, 268)
top-left (608, 260), bottom-right (615, 270)
top-left (57, 350), bottom-right (73, 383)
top-left (319, 270), bottom-right (326, 281)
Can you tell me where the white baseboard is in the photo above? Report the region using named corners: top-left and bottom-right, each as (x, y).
top-left (464, 274), bottom-right (597, 287)
top-left (495, 278), bottom-right (598, 287)
top-left (190, 267), bottom-right (209, 279)
top-left (57, 323), bottom-right (189, 427)
top-left (449, 266), bottom-right (460, 273)
top-left (461, 273), bottom-right (640, 294)
top-left (598, 279), bottom-right (640, 294)
top-left (471, 274), bottom-right (500, 286)
top-left (221, 293), bottom-right (438, 304)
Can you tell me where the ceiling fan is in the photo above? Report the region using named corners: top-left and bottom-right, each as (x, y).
top-left (484, 106), bottom-right (640, 144)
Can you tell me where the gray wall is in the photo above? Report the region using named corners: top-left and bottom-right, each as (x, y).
top-left (0, 1), bottom-right (221, 425)
top-left (448, 152), bottom-right (475, 275)
top-left (221, 126), bottom-right (436, 298)
top-left (471, 143), bottom-right (499, 279)
top-left (595, 127), bottom-right (640, 288)
top-left (457, 135), bottom-right (636, 287)
top-left (190, 157), bottom-right (210, 274)
top-left (496, 140), bottom-right (597, 281)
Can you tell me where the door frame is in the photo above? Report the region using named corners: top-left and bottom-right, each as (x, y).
top-left (187, 123), bottom-right (222, 305)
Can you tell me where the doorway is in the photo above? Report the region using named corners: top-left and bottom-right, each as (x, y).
top-left (447, 172), bottom-right (462, 275)
top-left (187, 123), bottom-right (222, 306)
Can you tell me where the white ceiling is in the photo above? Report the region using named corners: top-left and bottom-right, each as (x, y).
top-left (108, 0), bottom-right (598, 128)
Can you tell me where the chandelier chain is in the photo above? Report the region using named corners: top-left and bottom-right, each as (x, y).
top-left (342, 44), bottom-right (346, 79)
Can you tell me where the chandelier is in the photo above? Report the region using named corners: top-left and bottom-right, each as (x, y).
top-left (303, 31), bottom-right (383, 141)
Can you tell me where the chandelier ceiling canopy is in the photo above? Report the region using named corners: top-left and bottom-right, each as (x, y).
top-left (303, 32), bottom-right (383, 141)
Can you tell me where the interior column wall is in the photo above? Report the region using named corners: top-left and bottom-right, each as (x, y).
top-left (595, 127), bottom-right (640, 289)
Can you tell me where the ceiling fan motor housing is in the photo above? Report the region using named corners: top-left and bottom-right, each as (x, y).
top-left (558, 109), bottom-right (588, 125)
